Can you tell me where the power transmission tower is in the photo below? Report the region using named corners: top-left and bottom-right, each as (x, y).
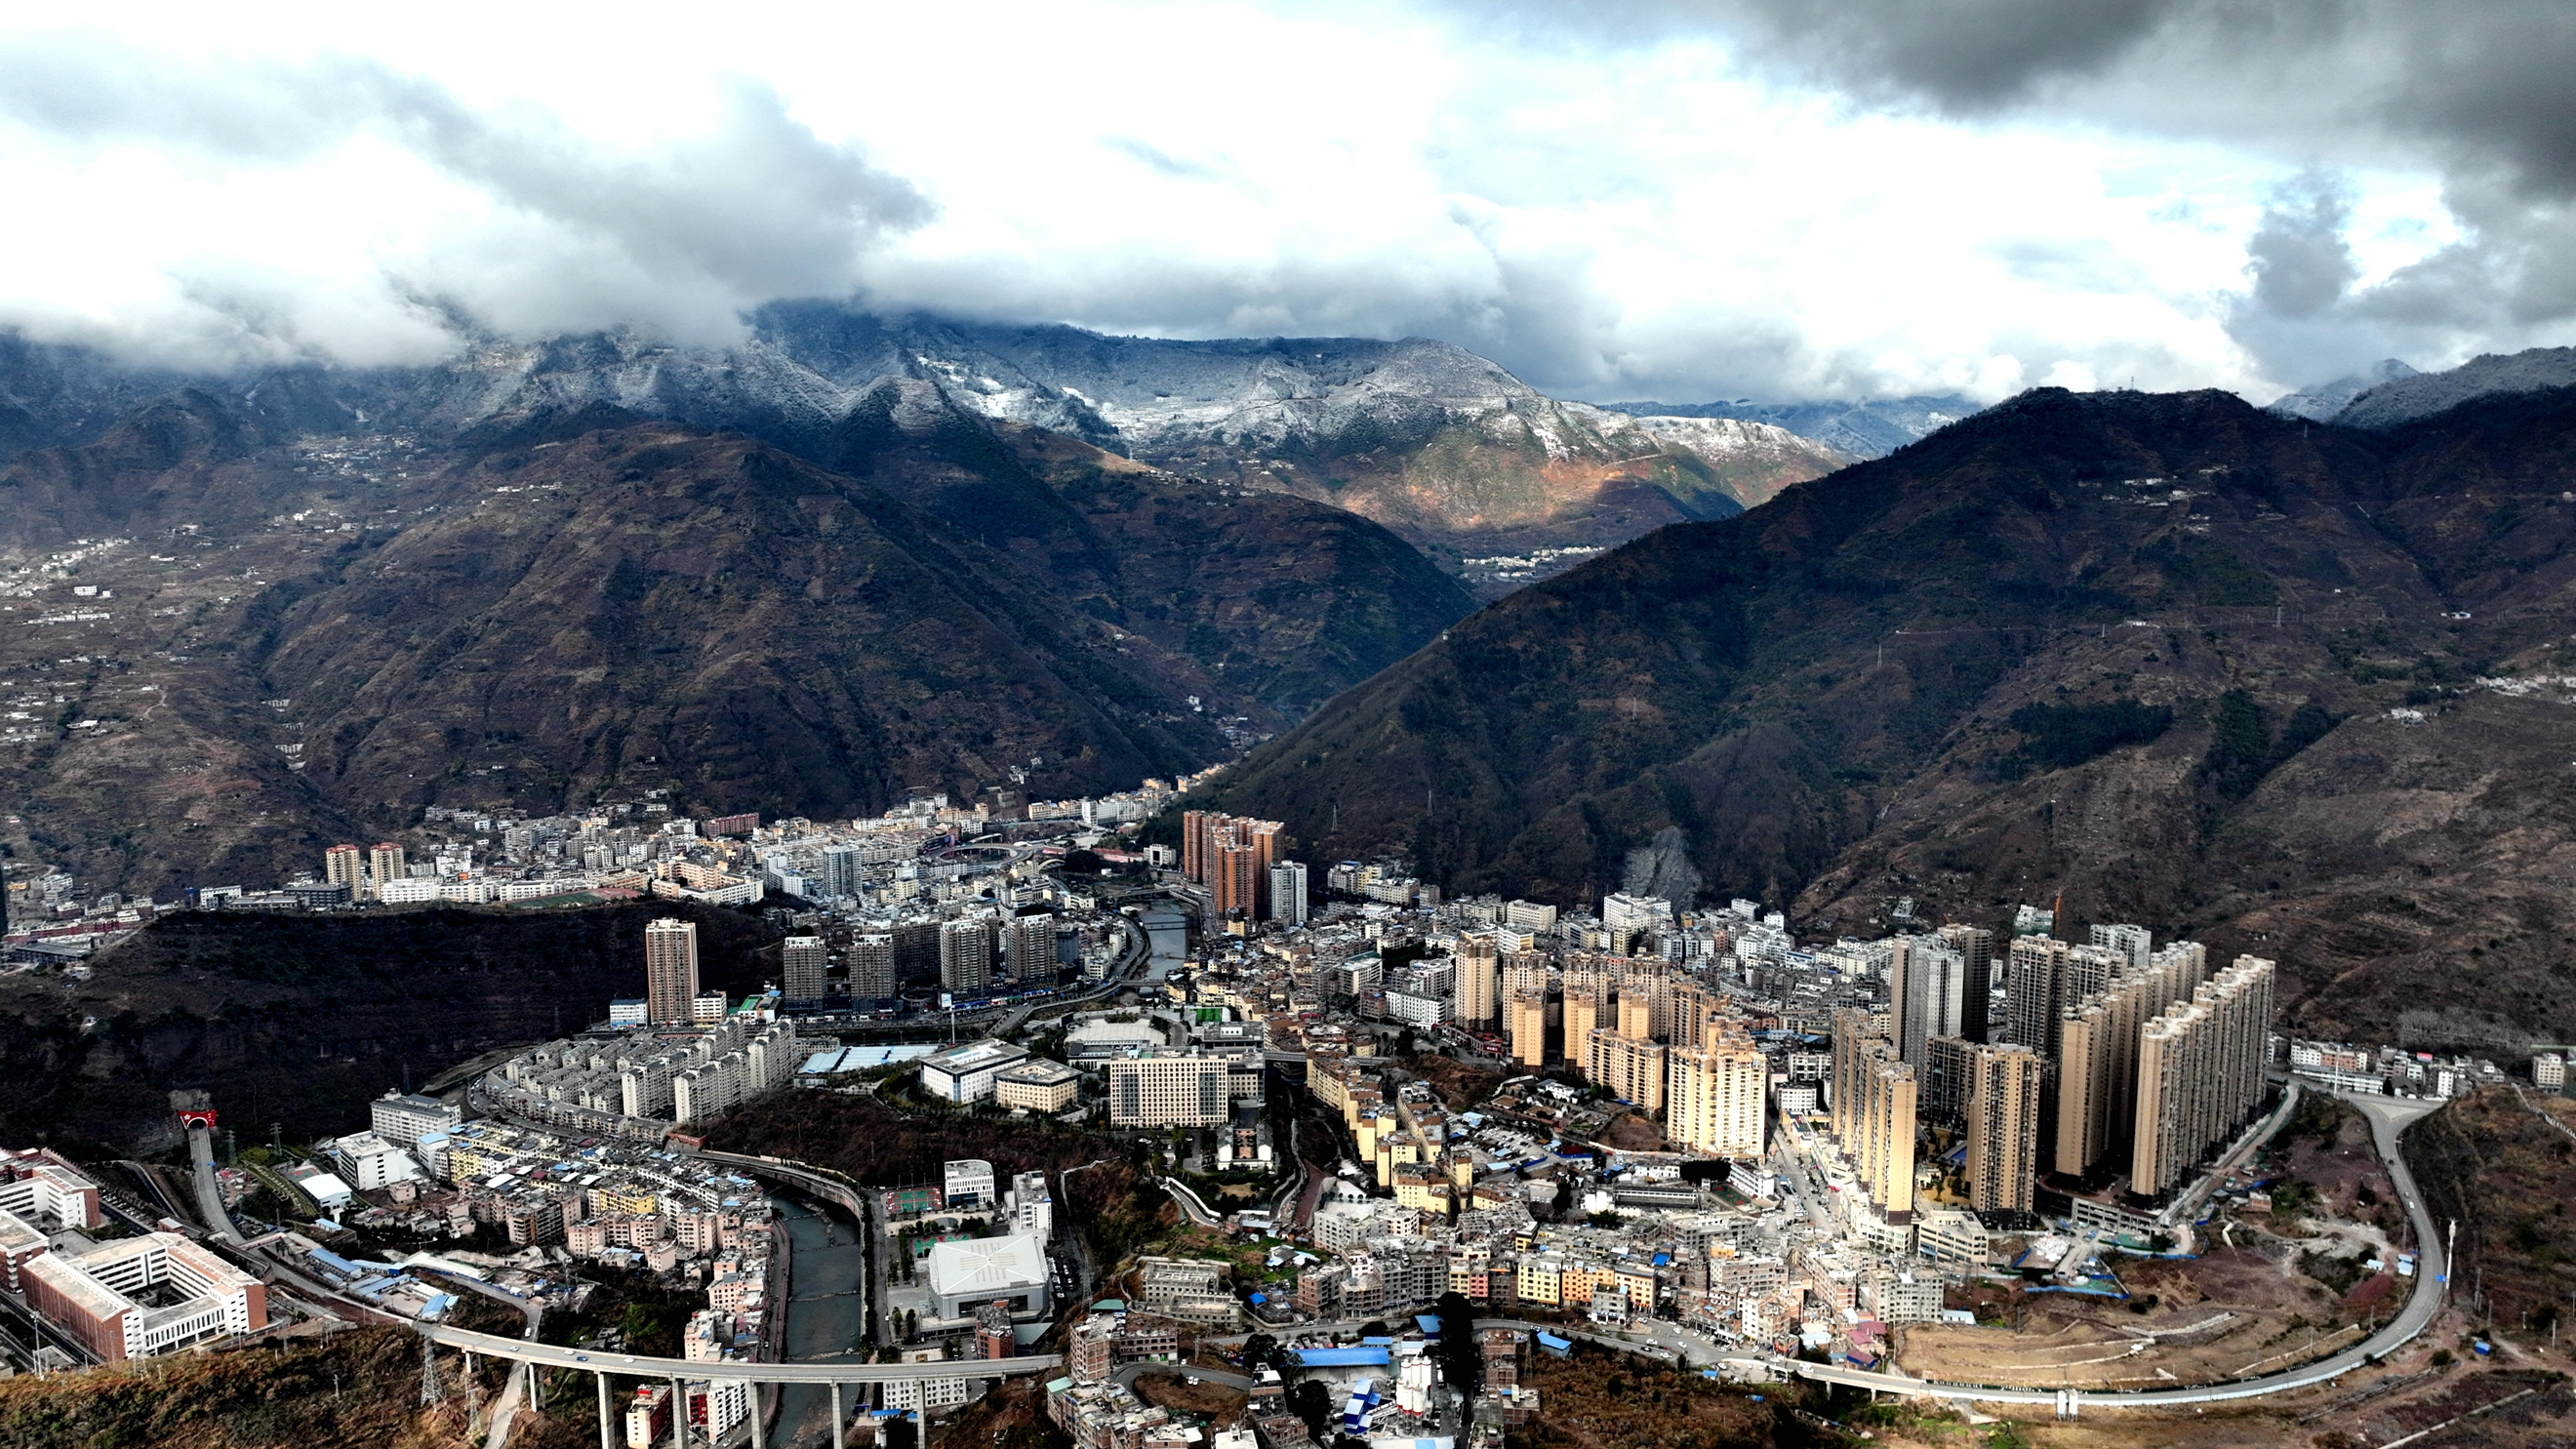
top-left (419, 1334), bottom-right (446, 1406)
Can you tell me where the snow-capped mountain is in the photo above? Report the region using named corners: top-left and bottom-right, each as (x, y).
top-left (0, 303), bottom-right (1858, 578)
top-left (2333, 348), bottom-right (2576, 429)
top-left (1596, 394), bottom-right (1986, 460)
top-left (2264, 358), bottom-right (2420, 423)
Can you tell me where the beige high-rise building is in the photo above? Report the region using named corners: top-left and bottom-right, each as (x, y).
top-left (2053, 943), bottom-right (2213, 1178)
top-left (1669, 1015), bottom-right (1766, 1157)
top-left (1453, 933), bottom-right (1501, 1029)
top-left (324, 844), bottom-right (364, 899)
top-left (1998, 935), bottom-right (2072, 1056)
top-left (644, 918), bottom-right (701, 1025)
top-left (781, 935), bottom-right (828, 1001)
top-left (1507, 990), bottom-right (1550, 1070)
top-left (1850, 1041), bottom-right (1918, 1222)
top-left (1616, 992), bottom-right (1653, 1042)
top-left (1831, 1006), bottom-right (1916, 1219)
top-left (1670, 978), bottom-right (1724, 1052)
top-left (941, 917), bottom-right (996, 995)
top-left (1623, 961), bottom-right (1678, 1039)
top-left (1108, 1054), bottom-right (1231, 1128)
top-left (1963, 1043), bottom-right (2044, 1213)
top-left (848, 933), bottom-right (896, 1000)
top-left (1892, 933), bottom-right (1976, 1065)
top-left (368, 843), bottom-right (406, 894)
top-left (1586, 1029), bottom-right (1668, 1113)
top-left (1830, 1007), bottom-right (1886, 1147)
top-left (1939, 922), bottom-right (1996, 996)
top-left (2132, 955), bottom-right (2276, 1195)
top-left (1562, 986), bottom-right (1606, 1064)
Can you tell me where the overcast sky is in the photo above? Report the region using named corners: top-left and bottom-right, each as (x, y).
top-left (3, 1), bottom-right (2571, 404)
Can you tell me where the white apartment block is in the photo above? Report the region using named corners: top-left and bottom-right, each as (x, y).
top-left (370, 1091), bottom-right (463, 1149)
top-left (1108, 1054), bottom-right (1230, 1128)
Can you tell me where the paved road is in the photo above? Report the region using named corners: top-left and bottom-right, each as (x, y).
top-left (420, 1321), bottom-right (1061, 1384)
top-left (2165, 1080), bottom-right (2306, 1246)
top-left (1162, 1177), bottom-right (1223, 1228)
top-left (185, 1124), bottom-right (244, 1244)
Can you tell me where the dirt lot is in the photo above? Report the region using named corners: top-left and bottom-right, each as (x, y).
top-left (1407, 1056), bottom-right (1507, 1113)
top-left (1502, 1343), bottom-right (1777, 1449)
top-left (1129, 1372), bottom-right (1249, 1426)
top-left (1596, 1109), bottom-right (1669, 1151)
top-left (1900, 1241), bottom-right (2369, 1389)
top-left (1898, 1096), bottom-right (2426, 1391)
top-left (928, 1373), bottom-right (1067, 1449)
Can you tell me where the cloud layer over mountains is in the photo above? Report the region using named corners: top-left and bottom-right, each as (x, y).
top-left (0, 2), bottom-right (2569, 403)
top-left (1672, 0), bottom-right (2576, 391)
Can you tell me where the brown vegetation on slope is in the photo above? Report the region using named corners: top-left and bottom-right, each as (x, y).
top-left (0, 1326), bottom-right (490, 1449)
top-left (1198, 384), bottom-right (2576, 1044)
top-left (2407, 1087), bottom-right (2576, 1345)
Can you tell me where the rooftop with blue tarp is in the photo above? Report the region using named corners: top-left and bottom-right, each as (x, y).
top-left (1295, 1346), bottom-right (1392, 1367)
top-left (1415, 1313), bottom-right (1441, 1335)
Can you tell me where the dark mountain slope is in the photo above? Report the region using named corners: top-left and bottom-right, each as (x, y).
top-left (0, 332), bottom-right (189, 464)
top-left (0, 903), bottom-right (775, 1152)
top-left (257, 422), bottom-right (1237, 827)
top-left (0, 410), bottom-right (1290, 898)
top-left (824, 378), bottom-right (1478, 716)
top-left (1193, 384), bottom-right (2576, 1042)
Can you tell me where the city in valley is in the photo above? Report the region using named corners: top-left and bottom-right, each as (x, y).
top-left (0, 775), bottom-right (2535, 1449)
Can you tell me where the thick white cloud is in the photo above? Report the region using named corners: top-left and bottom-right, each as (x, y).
top-left (0, 1), bottom-right (2549, 400)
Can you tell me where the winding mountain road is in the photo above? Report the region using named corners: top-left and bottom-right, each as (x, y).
top-left (1777, 1089), bottom-right (2449, 1409)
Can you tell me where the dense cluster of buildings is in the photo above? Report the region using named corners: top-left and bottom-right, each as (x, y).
top-left (276, 1104), bottom-right (782, 1437)
top-left (2284, 1036), bottom-right (2520, 1100)
top-left (1033, 840), bottom-right (2293, 1372)
top-left (481, 920), bottom-right (803, 1132)
top-left (2, 868), bottom-right (167, 965)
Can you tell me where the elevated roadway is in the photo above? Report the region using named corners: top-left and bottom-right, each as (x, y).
top-left (417, 1323), bottom-right (1057, 1449)
top-left (419, 1319), bottom-right (1060, 1383)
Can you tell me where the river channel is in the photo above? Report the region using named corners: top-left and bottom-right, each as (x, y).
top-left (771, 1192), bottom-right (871, 1447)
top-left (1144, 907), bottom-right (1187, 982)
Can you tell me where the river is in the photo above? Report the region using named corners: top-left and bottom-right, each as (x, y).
top-left (771, 1193), bottom-right (871, 1447)
top-left (1144, 907), bottom-right (1187, 982)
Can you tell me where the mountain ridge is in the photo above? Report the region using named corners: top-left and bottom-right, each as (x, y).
top-left (0, 310), bottom-right (1855, 581)
top-left (1595, 392), bottom-right (1985, 460)
top-left (1185, 381), bottom-right (2576, 1043)
top-left (0, 380), bottom-right (1476, 898)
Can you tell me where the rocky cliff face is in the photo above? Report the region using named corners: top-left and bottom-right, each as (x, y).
top-left (1190, 382), bottom-right (2576, 1044)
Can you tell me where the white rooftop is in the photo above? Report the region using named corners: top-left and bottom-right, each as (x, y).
top-left (925, 1232), bottom-right (1048, 1296)
top-left (921, 1039), bottom-right (1026, 1071)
